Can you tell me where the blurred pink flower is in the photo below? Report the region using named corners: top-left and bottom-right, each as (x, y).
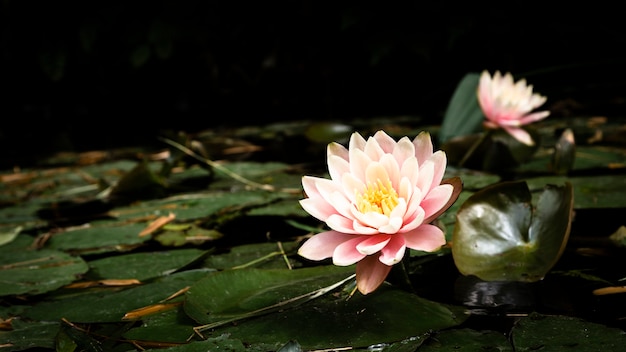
top-left (298, 131), bottom-right (461, 294)
top-left (478, 70), bottom-right (550, 146)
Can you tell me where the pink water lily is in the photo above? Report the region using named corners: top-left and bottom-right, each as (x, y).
top-left (478, 70), bottom-right (550, 146)
top-left (298, 130), bottom-right (461, 294)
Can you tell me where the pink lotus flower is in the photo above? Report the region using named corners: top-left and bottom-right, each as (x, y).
top-left (478, 70), bottom-right (550, 146)
top-left (298, 131), bottom-right (461, 294)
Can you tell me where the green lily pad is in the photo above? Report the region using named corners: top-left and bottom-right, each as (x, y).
top-left (183, 267), bottom-right (467, 350)
top-left (209, 285), bottom-right (468, 350)
top-left (439, 72), bottom-right (483, 144)
top-left (122, 308), bottom-right (198, 343)
top-left (0, 237), bottom-right (89, 296)
top-left (526, 175), bottom-right (626, 209)
top-left (511, 313), bottom-right (626, 350)
top-left (24, 269), bottom-right (213, 323)
top-left (0, 319), bottom-right (60, 351)
top-left (184, 266), bottom-right (356, 324)
top-left (452, 181), bottom-right (574, 282)
top-left (46, 223), bottom-right (150, 255)
top-left (202, 242), bottom-right (299, 270)
top-left (419, 328), bottom-right (513, 351)
top-left (86, 248), bottom-right (209, 281)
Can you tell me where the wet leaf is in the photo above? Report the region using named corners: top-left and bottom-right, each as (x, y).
top-left (511, 313), bottom-right (626, 350)
top-left (439, 72), bottom-right (483, 144)
top-left (24, 269), bottom-right (212, 323)
top-left (46, 223), bottom-right (151, 255)
top-left (452, 181), bottom-right (574, 281)
top-left (419, 328), bottom-right (512, 351)
top-left (0, 319), bottom-right (60, 351)
top-left (86, 248), bottom-right (208, 281)
top-left (0, 242), bottom-right (89, 296)
top-left (184, 266), bottom-right (356, 324)
top-left (204, 285), bottom-right (468, 350)
top-left (0, 225), bottom-right (21, 247)
top-left (202, 242), bottom-right (299, 270)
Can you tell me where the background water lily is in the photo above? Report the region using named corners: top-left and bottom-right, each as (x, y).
top-left (298, 130), bottom-right (462, 294)
top-left (478, 70), bottom-right (550, 146)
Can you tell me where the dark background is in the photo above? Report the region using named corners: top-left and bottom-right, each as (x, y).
top-left (2, 1), bottom-right (625, 168)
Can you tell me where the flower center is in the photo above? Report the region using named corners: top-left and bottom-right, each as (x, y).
top-left (356, 179), bottom-right (399, 216)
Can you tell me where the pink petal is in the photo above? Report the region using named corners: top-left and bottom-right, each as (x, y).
top-left (299, 198), bottom-right (335, 222)
top-left (301, 176), bottom-right (322, 199)
top-left (518, 110), bottom-right (550, 125)
top-left (421, 183), bottom-right (454, 223)
top-left (326, 214), bottom-right (358, 234)
top-left (399, 204), bottom-right (425, 232)
top-left (364, 136), bottom-right (385, 161)
top-left (399, 156), bottom-right (419, 189)
top-left (373, 130), bottom-right (397, 154)
top-left (412, 131), bottom-right (434, 166)
top-left (397, 176), bottom-right (414, 202)
top-left (416, 160), bottom-right (435, 195)
top-left (364, 161), bottom-right (390, 186)
top-left (503, 126), bottom-right (535, 146)
top-left (356, 234), bottom-right (391, 255)
top-left (333, 237), bottom-right (368, 266)
top-left (402, 224), bottom-right (446, 252)
top-left (327, 141), bottom-right (349, 162)
top-left (298, 231), bottom-right (354, 261)
top-left (379, 154), bottom-right (400, 189)
top-left (392, 136), bottom-right (415, 167)
top-left (379, 235), bottom-right (406, 265)
top-left (351, 209), bottom-right (389, 230)
top-left (349, 148), bottom-right (371, 183)
top-left (428, 151), bottom-right (447, 190)
top-left (353, 220), bottom-right (382, 235)
top-left (356, 255), bottom-right (392, 295)
top-left (341, 172), bottom-right (364, 204)
top-left (349, 132), bottom-right (367, 152)
top-left (327, 154), bottom-right (350, 183)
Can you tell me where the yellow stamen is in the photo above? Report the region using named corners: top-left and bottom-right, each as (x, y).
top-left (356, 179), bottom-right (399, 216)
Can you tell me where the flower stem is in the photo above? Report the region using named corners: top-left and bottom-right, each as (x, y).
top-left (458, 130), bottom-right (492, 168)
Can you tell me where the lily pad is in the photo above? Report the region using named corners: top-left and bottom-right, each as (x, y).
top-left (511, 313), bottom-right (626, 350)
top-left (24, 269), bottom-right (212, 323)
top-left (46, 223), bottom-right (150, 254)
top-left (439, 72), bottom-right (483, 144)
top-left (184, 266), bottom-right (356, 324)
top-left (183, 267), bottom-right (468, 350)
top-left (0, 237), bottom-right (89, 296)
top-left (210, 285), bottom-right (468, 350)
top-left (452, 181), bottom-right (574, 282)
top-left (0, 319), bottom-right (60, 351)
top-left (86, 248), bottom-right (209, 281)
top-left (419, 328), bottom-right (513, 351)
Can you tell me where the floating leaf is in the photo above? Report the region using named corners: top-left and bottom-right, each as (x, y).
top-left (452, 181), bottom-right (574, 282)
top-left (419, 328), bottom-right (512, 351)
top-left (207, 285), bottom-right (468, 350)
top-left (46, 223), bottom-right (151, 254)
top-left (0, 243), bottom-right (89, 296)
top-left (511, 313), bottom-right (626, 350)
top-left (86, 248), bottom-right (208, 281)
top-left (0, 319), bottom-right (60, 351)
top-left (184, 266), bottom-right (355, 324)
top-left (24, 269), bottom-right (212, 323)
top-left (183, 267), bottom-right (467, 350)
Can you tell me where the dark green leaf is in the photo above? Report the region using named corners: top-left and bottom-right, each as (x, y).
top-left (439, 73), bottom-right (484, 143)
top-left (0, 242), bottom-right (89, 296)
top-left (511, 313), bottom-right (626, 351)
top-left (452, 181), bottom-right (574, 281)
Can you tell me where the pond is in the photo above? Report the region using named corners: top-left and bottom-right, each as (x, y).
top-left (1, 76), bottom-right (626, 351)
